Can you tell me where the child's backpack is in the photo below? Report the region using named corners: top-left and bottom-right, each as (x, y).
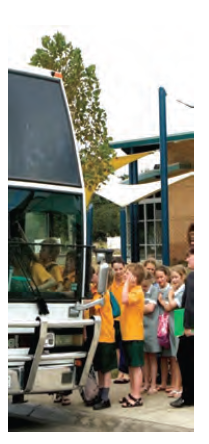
top-left (157, 313), bottom-right (170, 349)
top-left (109, 291), bottom-right (121, 318)
top-left (79, 366), bottom-right (99, 406)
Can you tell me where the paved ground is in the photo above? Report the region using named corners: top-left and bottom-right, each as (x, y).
top-left (8, 382), bottom-right (194, 432)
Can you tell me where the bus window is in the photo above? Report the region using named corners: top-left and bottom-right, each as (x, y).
top-left (8, 188), bottom-right (84, 302)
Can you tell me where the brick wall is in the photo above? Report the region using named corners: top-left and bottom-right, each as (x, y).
top-left (168, 175), bottom-right (194, 264)
top-left (168, 139), bottom-right (194, 166)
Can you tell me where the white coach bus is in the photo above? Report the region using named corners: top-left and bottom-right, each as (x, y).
top-left (8, 66), bottom-right (104, 402)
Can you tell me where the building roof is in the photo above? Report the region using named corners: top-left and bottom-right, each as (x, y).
top-left (109, 132), bottom-right (194, 154)
top-left (123, 162), bottom-right (193, 184)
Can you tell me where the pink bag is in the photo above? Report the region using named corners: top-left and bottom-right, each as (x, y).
top-left (157, 313), bottom-right (170, 349)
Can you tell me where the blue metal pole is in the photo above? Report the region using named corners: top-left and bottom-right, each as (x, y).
top-left (120, 208), bottom-right (127, 263)
top-left (87, 203), bottom-right (93, 246)
top-left (129, 158), bottom-right (139, 262)
top-left (159, 87), bottom-right (170, 265)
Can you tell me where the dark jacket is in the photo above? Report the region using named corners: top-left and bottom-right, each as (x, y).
top-left (182, 271), bottom-right (194, 329)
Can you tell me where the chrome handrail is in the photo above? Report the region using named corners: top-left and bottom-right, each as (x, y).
top-left (8, 318), bottom-right (95, 329)
top-left (8, 351), bottom-right (87, 363)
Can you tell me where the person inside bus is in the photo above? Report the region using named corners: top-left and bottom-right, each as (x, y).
top-left (60, 250), bottom-right (76, 291)
top-left (9, 237), bottom-right (56, 292)
top-left (39, 238), bottom-right (63, 291)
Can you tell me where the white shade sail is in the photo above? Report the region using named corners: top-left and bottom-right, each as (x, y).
top-left (95, 172), bottom-right (194, 207)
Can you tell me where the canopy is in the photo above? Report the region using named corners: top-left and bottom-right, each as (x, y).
top-left (95, 172), bottom-right (194, 207)
top-left (85, 150), bottom-right (154, 207)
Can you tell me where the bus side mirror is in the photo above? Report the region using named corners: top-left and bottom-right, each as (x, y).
top-left (97, 262), bottom-right (109, 295)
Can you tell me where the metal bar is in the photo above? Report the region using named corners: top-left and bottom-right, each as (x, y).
top-left (25, 318), bottom-right (48, 392)
top-left (79, 315), bottom-right (101, 387)
top-left (8, 321), bottom-right (40, 328)
top-left (8, 351), bottom-right (87, 363)
top-left (87, 203), bottom-right (93, 245)
top-left (120, 208), bottom-right (127, 262)
top-left (8, 356), bottom-right (32, 362)
top-left (159, 87), bottom-right (170, 265)
top-left (8, 319), bottom-right (95, 329)
top-left (129, 155), bottom-right (139, 262)
top-left (40, 351), bottom-right (87, 362)
top-left (75, 298), bottom-right (105, 311)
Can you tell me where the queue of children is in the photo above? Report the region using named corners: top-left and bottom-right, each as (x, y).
top-left (11, 236), bottom-right (192, 411)
top-left (81, 251), bottom-right (192, 411)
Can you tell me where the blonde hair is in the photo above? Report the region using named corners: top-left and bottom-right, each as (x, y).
top-left (107, 267), bottom-right (114, 288)
top-left (143, 258), bottom-right (157, 269)
top-left (41, 238), bottom-right (60, 261)
top-left (142, 270), bottom-right (153, 282)
top-left (126, 263), bottom-right (145, 285)
top-left (171, 264), bottom-right (187, 280)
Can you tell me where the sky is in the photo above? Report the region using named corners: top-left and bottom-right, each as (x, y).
top-left (7, 4), bottom-right (194, 146)
top-left (7, 8), bottom-right (194, 174)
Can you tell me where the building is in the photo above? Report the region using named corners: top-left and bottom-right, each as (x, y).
top-left (96, 132), bottom-right (194, 265)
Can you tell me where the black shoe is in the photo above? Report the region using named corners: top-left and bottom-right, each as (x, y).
top-left (170, 397), bottom-right (193, 408)
top-left (170, 397), bottom-right (185, 408)
top-left (85, 394), bottom-right (101, 407)
top-left (93, 399), bottom-right (111, 410)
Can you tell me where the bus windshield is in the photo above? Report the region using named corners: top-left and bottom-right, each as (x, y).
top-left (8, 187), bottom-right (84, 304)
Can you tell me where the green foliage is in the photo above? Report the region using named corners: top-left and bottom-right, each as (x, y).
top-left (30, 31), bottom-right (115, 192)
top-left (91, 195), bottom-right (120, 242)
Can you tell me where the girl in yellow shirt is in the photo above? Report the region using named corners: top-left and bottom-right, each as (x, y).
top-left (120, 263), bottom-right (145, 408)
top-left (9, 237), bottom-right (56, 291)
top-left (39, 238), bottom-right (63, 291)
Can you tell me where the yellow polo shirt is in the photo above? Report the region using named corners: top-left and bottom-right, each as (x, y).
top-left (62, 271), bottom-right (76, 291)
top-left (31, 262), bottom-right (52, 287)
top-left (120, 285), bottom-right (144, 341)
top-left (44, 262), bottom-right (63, 291)
top-left (89, 287), bottom-right (115, 343)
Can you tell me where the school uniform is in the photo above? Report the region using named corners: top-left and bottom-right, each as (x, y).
top-left (120, 285), bottom-right (144, 367)
top-left (31, 262), bottom-right (53, 286)
top-left (45, 261), bottom-right (63, 290)
top-left (144, 284), bottom-right (161, 353)
top-left (168, 283), bottom-right (185, 356)
top-left (158, 284), bottom-right (185, 357)
top-left (110, 279), bottom-right (124, 346)
top-left (90, 287), bottom-right (117, 374)
top-left (62, 271), bottom-right (76, 291)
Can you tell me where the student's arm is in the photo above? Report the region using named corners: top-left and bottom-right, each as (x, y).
top-left (144, 301), bottom-right (156, 314)
top-left (32, 263), bottom-right (56, 291)
top-left (168, 288), bottom-right (175, 303)
top-left (37, 277), bottom-right (56, 291)
top-left (122, 280), bottom-right (129, 305)
top-left (158, 297), bottom-right (178, 312)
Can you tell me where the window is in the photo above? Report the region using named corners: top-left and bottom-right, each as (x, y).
top-left (138, 195), bottom-right (162, 261)
top-left (8, 187), bottom-right (84, 303)
top-left (126, 194), bottom-right (162, 261)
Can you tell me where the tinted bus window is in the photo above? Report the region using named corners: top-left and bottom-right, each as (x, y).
top-left (8, 70), bottom-right (82, 187)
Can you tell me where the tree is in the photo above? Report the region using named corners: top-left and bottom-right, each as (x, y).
top-left (30, 32), bottom-right (115, 194)
top-left (92, 195), bottom-right (120, 242)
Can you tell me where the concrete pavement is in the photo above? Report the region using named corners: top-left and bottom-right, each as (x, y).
top-left (8, 382), bottom-right (194, 432)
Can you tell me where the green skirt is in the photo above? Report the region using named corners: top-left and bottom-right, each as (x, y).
top-left (93, 342), bottom-right (117, 374)
top-left (122, 340), bottom-right (144, 368)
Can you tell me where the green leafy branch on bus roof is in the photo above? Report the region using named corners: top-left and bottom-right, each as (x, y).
top-left (29, 31), bottom-right (115, 192)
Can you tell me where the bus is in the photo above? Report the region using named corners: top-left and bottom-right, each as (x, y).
top-left (8, 66), bottom-right (104, 402)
